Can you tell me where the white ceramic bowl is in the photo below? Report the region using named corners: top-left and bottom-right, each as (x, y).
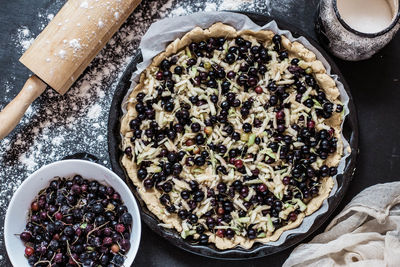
top-left (4, 159), bottom-right (141, 267)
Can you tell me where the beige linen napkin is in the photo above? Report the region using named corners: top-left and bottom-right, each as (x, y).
top-left (283, 182), bottom-right (400, 267)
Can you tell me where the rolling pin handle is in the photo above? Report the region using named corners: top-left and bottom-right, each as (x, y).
top-left (0, 75), bottom-right (47, 140)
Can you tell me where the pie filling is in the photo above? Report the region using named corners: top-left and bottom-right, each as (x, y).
top-left (123, 34), bottom-right (343, 245)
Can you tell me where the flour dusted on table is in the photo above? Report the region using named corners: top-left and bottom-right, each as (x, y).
top-left (204, 2), bottom-right (217, 11)
top-left (220, 0), bottom-right (250, 10)
top-left (15, 26), bottom-right (35, 52)
top-left (87, 103), bottom-right (102, 119)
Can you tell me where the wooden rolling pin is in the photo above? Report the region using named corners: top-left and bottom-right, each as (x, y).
top-left (0, 0), bottom-right (141, 139)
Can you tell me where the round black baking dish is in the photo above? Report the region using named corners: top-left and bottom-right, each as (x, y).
top-left (108, 11), bottom-right (359, 260)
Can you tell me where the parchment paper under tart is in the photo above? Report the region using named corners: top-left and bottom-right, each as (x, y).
top-left (119, 12), bottom-right (351, 250)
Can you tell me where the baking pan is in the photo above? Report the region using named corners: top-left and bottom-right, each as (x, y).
top-left (108, 11), bottom-right (359, 259)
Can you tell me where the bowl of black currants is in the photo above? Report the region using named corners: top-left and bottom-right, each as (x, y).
top-left (4, 159), bottom-right (141, 267)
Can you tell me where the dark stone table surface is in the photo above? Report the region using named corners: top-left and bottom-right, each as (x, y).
top-left (0, 0), bottom-right (399, 266)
